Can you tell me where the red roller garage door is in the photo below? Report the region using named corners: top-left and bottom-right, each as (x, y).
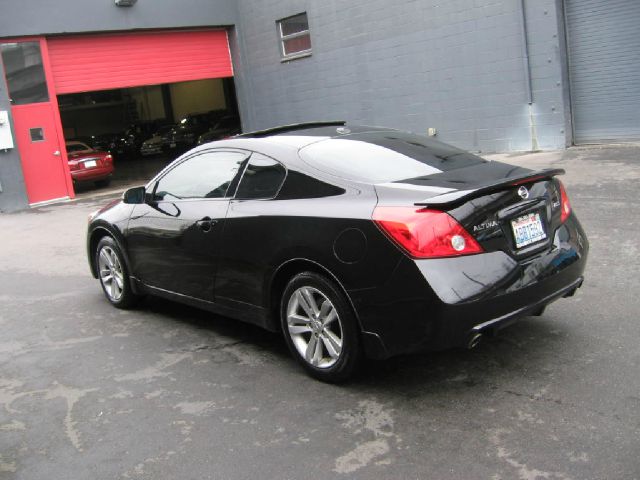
top-left (47, 29), bottom-right (233, 94)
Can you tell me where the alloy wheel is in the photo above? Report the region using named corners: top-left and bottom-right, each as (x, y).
top-left (286, 286), bottom-right (344, 368)
top-left (98, 246), bottom-right (125, 302)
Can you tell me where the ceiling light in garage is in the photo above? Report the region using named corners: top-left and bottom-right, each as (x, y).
top-left (115, 0), bottom-right (137, 6)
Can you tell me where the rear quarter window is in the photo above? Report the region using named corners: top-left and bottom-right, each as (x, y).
top-left (235, 154), bottom-right (286, 200)
top-left (299, 131), bottom-right (486, 183)
top-left (275, 171), bottom-right (345, 199)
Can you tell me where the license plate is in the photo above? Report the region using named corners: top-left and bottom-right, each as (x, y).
top-left (84, 160), bottom-right (97, 168)
top-left (511, 212), bottom-right (546, 248)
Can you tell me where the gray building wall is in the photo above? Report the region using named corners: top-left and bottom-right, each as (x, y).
top-left (523, 0), bottom-right (572, 150)
top-left (233, 0), bottom-right (570, 153)
top-left (0, 61), bottom-right (29, 213)
top-left (0, 0), bottom-right (238, 37)
top-left (0, 0), bottom-right (574, 211)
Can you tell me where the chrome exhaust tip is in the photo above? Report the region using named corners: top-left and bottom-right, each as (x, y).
top-left (467, 333), bottom-right (483, 350)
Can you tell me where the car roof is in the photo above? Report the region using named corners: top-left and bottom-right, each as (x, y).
top-left (221, 122), bottom-right (396, 150)
top-left (177, 123), bottom-right (403, 184)
top-left (195, 122), bottom-right (490, 186)
top-left (150, 122), bottom-right (482, 191)
top-left (239, 121), bottom-right (393, 139)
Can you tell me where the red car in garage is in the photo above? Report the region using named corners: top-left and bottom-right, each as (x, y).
top-left (66, 141), bottom-right (114, 187)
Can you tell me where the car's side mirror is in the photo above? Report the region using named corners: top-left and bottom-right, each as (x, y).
top-left (123, 186), bottom-right (147, 204)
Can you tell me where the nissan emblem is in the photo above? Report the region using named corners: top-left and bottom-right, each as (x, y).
top-left (517, 186), bottom-right (529, 199)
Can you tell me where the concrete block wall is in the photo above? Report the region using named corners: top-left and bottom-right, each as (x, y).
top-left (0, 0), bottom-right (573, 212)
top-left (524, 0), bottom-right (573, 150)
top-left (0, 0), bottom-right (238, 37)
top-left (0, 60), bottom-right (29, 213)
top-left (234, 0), bottom-right (569, 153)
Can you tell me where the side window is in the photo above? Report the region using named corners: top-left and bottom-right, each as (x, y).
top-left (235, 154), bottom-right (286, 200)
top-left (154, 151), bottom-right (248, 200)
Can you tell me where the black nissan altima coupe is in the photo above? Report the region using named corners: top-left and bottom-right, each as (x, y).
top-left (87, 122), bottom-right (588, 382)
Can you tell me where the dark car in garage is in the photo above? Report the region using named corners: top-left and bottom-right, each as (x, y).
top-left (197, 115), bottom-right (241, 145)
top-left (140, 125), bottom-right (175, 156)
top-left (89, 131), bottom-right (137, 160)
top-left (86, 122), bottom-right (588, 382)
top-left (89, 133), bottom-right (118, 153)
top-left (169, 112), bottom-right (216, 153)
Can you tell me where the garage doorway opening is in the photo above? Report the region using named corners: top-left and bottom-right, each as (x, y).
top-left (58, 77), bottom-right (240, 192)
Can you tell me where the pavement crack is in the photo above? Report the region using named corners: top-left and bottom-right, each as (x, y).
top-left (114, 352), bottom-right (192, 382)
top-left (0, 379), bottom-right (96, 451)
top-left (333, 399), bottom-right (400, 474)
top-left (175, 340), bottom-right (246, 353)
top-left (489, 428), bottom-right (573, 480)
top-left (502, 388), bottom-right (626, 424)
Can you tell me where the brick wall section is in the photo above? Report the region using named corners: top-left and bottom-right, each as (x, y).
top-left (235, 0), bottom-right (569, 152)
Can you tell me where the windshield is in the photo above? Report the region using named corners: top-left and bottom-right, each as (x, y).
top-left (299, 131), bottom-right (487, 183)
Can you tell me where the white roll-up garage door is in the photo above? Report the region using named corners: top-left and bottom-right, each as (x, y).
top-left (565, 0), bottom-right (640, 144)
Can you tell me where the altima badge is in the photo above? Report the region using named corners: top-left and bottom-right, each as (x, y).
top-left (473, 220), bottom-right (499, 232)
top-left (517, 186), bottom-right (529, 199)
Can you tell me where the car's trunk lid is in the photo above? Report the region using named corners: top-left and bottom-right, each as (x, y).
top-left (68, 152), bottom-right (107, 170)
top-left (374, 161), bottom-right (567, 257)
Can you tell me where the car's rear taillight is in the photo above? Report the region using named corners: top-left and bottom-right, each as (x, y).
top-left (558, 180), bottom-right (571, 223)
top-left (373, 207), bottom-right (483, 259)
top-left (104, 154), bottom-right (113, 164)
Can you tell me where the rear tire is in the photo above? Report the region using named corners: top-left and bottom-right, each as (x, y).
top-left (280, 272), bottom-right (361, 382)
top-left (95, 236), bottom-right (138, 309)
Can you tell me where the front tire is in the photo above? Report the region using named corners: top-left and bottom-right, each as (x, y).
top-left (280, 272), bottom-right (361, 382)
top-left (95, 236), bottom-right (138, 309)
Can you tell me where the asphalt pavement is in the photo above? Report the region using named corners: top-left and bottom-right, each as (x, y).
top-left (0, 144), bottom-right (639, 479)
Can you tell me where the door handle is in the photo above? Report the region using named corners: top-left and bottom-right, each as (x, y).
top-left (53, 150), bottom-right (61, 156)
top-left (196, 217), bottom-right (217, 232)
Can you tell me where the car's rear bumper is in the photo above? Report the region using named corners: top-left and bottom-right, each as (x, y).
top-left (352, 215), bottom-right (589, 359)
top-left (71, 167), bottom-right (113, 182)
top-left (140, 145), bottom-right (163, 155)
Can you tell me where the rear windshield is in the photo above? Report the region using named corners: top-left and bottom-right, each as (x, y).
top-left (66, 143), bottom-right (92, 153)
top-left (299, 131), bottom-right (486, 183)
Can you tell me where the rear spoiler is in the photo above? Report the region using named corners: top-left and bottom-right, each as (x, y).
top-left (414, 168), bottom-right (565, 208)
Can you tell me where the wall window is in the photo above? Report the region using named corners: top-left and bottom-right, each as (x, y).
top-left (277, 13), bottom-right (312, 60)
top-left (1, 42), bottom-right (49, 105)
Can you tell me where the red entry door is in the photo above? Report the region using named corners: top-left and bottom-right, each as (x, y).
top-left (11, 102), bottom-right (70, 204)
